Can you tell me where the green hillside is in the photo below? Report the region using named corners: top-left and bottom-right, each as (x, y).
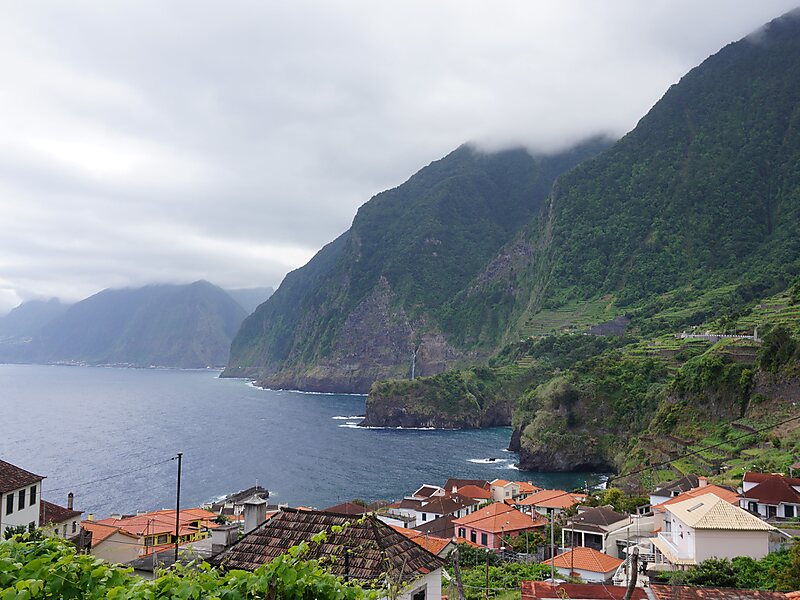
top-left (225, 140), bottom-right (609, 392)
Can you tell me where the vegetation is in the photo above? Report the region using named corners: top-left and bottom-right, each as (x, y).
top-left (654, 545), bottom-right (800, 592)
top-left (0, 533), bottom-right (376, 600)
top-left (453, 562), bottom-right (552, 600)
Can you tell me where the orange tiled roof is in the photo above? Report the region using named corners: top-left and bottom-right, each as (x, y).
top-left (517, 489), bottom-right (586, 509)
top-left (390, 525), bottom-right (452, 555)
top-left (457, 485), bottom-right (493, 500)
top-left (81, 521), bottom-right (140, 544)
top-left (515, 481), bottom-right (542, 494)
top-left (551, 546), bottom-right (623, 573)
top-left (95, 507), bottom-right (217, 537)
top-left (490, 479), bottom-right (511, 487)
top-left (653, 484), bottom-right (739, 510)
top-left (452, 502), bottom-right (546, 533)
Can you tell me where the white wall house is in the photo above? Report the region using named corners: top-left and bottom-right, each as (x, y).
top-left (40, 495), bottom-right (83, 540)
top-left (650, 493), bottom-right (774, 570)
top-left (0, 460), bottom-right (44, 537)
top-left (739, 473), bottom-right (800, 520)
top-left (489, 479), bottom-right (519, 502)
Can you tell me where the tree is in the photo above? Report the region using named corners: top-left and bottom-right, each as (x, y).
top-left (775, 542), bottom-right (800, 591)
top-left (684, 557), bottom-right (738, 588)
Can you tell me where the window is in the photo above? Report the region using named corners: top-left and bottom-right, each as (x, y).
top-left (18, 489), bottom-right (26, 511)
top-left (422, 513), bottom-right (427, 522)
top-left (72, 521), bottom-right (77, 534)
top-left (412, 588), bottom-right (426, 600)
top-left (458, 527), bottom-right (466, 538)
top-left (470, 530), bottom-right (477, 543)
top-left (157, 534), bottom-right (169, 544)
top-left (54, 527), bottom-right (60, 536)
top-left (5, 494), bottom-right (12, 515)
top-left (785, 505), bottom-right (796, 518)
top-left (29, 485), bottom-right (36, 506)
top-left (481, 533), bottom-right (488, 546)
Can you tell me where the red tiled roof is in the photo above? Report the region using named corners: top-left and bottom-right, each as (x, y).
top-left (515, 482), bottom-right (542, 494)
top-left (96, 507), bottom-right (217, 537)
top-left (40, 500), bottom-right (82, 524)
top-left (517, 489), bottom-right (587, 509)
top-left (390, 525), bottom-right (452, 556)
top-left (452, 502), bottom-right (546, 533)
top-left (0, 460), bottom-right (44, 493)
top-left (521, 581), bottom-right (648, 599)
top-left (743, 475), bottom-right (800, 505)
top-left (550, 547), bottom-right (622, 573)
top-left (456, 485), bottom-right (493, 500)
top-left (81, 521), bottom-right (140, 544)
top-left (744, 471), bottom-right (800, 487)
top-left (653, 484), bottom-right (739, 510)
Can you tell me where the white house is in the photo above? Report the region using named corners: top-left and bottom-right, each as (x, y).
top-left (40, 494), bottom-right (83, 539)
top-left (649, 475), bottom-right (701, 506)
top-left (0, 459), bottom-right (44, 536)
top-left (489, 479), bottom-right (519, 502)
top-left (739, 473), bottom-right (800, 519)
top-left (561, 505), bottom-right (630, 556)
top-left (741, 471), bottom-right (800, 493)
top-left (650, 493), bottom-right (775, 570)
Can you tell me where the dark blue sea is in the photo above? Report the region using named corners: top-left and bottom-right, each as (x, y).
top-left (0, 364), bottom-right (605, 517)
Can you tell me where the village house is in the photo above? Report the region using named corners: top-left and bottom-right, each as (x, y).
top-left (211, 508), bottom-right (445, 600)
top-left (489, 479), bottom-right (520, 502)
top-left (740, 472), bottom-right (800, 519)
top-left (649, 474), bottom-right (701, 506)
top-left (515, 481), bottom-right (541, 501)
top-left (81, 520), bottom-right (144, 564)
top-left (650, 479), bottom-right (739, 531)
top-left (411, 484), bottom-right (446, 500)
top-left (560, 505), bottom-right (630, 555)
top-left (91, 507), bottom-right (218, 556)
top-left (39, 493), bottom-right (83, 540)
top-left (452, 502), bottom-right (546, 550)
top-left (649, 493), bottom-right (776, 570)
top-left (515, 489), bottom-right (587, 517)
top-left (413, 515), bottom-right (455, 540)
top-left (443, 479), bottom-right (490, 495)
top-left (0, 459), bottom-right (44, 536)
top-left (549, 546), bottom-right (624, 583)
top-left (453, 484), bottom-right (493, 503)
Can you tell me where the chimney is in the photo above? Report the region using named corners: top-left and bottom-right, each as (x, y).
top-left (698, 476), bottom-right (708, 488)
top-left (87, 513), bottom-right (94, 521)
top-left (67, 492), bottom-right (74, 510)
top-left (243, 498), bottom-right (268, 534)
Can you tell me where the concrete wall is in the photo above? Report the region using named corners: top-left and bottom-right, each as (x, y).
top-left (555, 566), bottom-right (614, 583)
top-left (42, 518), bottom-right (80, 539)
top-left (0, 484), bottom-right (41, 536)
top-left (694, 529), bottom-right (769, 562)
top-left (92, 532), bottom-right (143, 565)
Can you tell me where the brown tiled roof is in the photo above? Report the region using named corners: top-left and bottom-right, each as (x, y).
top-left (413, 515), bottom-right (454, 538)
top-left (40, 500), bottom-right (82, 524)
top-left (567, 505), bottom-right (627, 529)
top-left (81, 521), bottom-right (140, 544)
top-left (452, 502), bottom-right (546, 533)
top-left (652, 474), bottom-right (700, 497)
top-left (322, 502), bottom-right (369, 515)
top-left (743, 474), bottom-right (800, 505)
top-left (421, 494), bottom-right (475, 515)
top-left (744, 471), bottom-right (800, 487)
top-left (211, 508), bottom-right (444, 582)
top-left (399, 498), bottom-right (424, 510)
top-left (521, 581), bottom-right (648, 599)
top-left (650, 584), bottom-right (790, 599)
top-left (444, 479), bottom-right (490, 492)
top-left (550, 546), bottom-right (623, 573)
top-left (414, 485), bottom-right (442, 498)
top-left (0, 460), bottom-right (44, 493)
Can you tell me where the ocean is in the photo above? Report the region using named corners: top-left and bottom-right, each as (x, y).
top-left (0, 364), bottom-right (606, 517)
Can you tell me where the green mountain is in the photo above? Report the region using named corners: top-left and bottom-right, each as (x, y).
top-left (224, 140), bottom-right (609, 392)
top-left (4, 281), bottom-right (248, 368)
top-left (365, 10), bottom-right (800, 478)
top-left (0, 298), bottom-right (70, 338)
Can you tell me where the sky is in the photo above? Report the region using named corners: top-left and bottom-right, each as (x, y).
top-left (0, 1), bottom-right (797, 313)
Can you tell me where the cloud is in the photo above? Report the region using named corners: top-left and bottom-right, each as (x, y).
top-left (0, 0), bottom-right (796, 312)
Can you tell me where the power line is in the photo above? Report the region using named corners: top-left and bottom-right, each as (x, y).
top-left (45, 458), bottom-right (174, 493)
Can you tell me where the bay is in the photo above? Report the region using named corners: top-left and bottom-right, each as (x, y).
top-left (0, 364), bottom-right (605, 517)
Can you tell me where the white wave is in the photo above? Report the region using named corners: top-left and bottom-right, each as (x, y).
top-left (467, 458), bottom-right (508, 464)
top-left (244, 381), bottom-right (366, 396)
top-left (340, 423), bottom-right (442, 430)
top-left (332, 415), bottom-right (366, 420)
top-left (505, 464), bottom-right (520, 470)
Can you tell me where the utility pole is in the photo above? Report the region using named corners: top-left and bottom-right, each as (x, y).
top-left (173, 452), bottom-right (183, 565)
top-left (484, 549), bottom-right (489, 600)
top-left (622, 547), bottom-right (639, 600)
top-left (550, 510), bottom-right (555, 581)
top-left (452, 547), bottom-right (466, 600)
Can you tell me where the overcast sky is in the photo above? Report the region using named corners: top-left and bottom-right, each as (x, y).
top-left (0, 1), bottom-right (797, 313)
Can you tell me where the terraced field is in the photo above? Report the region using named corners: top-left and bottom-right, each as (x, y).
top-left (519, 296), bottom-right (618, 337)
